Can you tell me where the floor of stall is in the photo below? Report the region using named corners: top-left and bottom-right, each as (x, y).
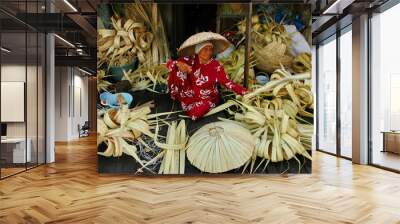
top-left (98, 90), bottom-right (311, 174)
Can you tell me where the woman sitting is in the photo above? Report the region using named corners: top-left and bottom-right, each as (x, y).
top-left (167, 40), bottom-right (248, 120)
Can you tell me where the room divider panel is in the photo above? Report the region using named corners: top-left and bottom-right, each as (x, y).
top-left (0, 0), bottom-right (47, 179)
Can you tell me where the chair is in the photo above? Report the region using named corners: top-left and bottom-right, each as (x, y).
top-left (78, 121), bottom-right (90, 138)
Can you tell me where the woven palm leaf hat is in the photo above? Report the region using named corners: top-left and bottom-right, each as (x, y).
top-left (177, 32), bottom-right (231, 57)
top-left (186, 121), bottom-right (255, 173)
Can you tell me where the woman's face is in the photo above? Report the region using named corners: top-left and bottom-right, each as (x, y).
top-left (198, 45), bottom-right (213, 61)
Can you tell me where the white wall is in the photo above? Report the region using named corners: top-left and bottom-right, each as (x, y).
top-left (54, 66), bottom-right (89, 141)
top-left (55, 66), bottom-right (69, 141)
top-left (72, 73), bottom-right (89, 138)
top-left (1, 65), bottom-right (26, 139)
top-left (1, 63), bottom-right (46, 164)
top-left (1, 65), bottom-right (38, 138)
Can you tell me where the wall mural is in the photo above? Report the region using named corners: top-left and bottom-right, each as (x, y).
top-left (97, 2), bottom-right (313, 175)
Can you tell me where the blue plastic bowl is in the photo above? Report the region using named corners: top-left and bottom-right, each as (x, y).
top-left (108, 58), bottom-right (138, 81)
top-left (99, 92), bottom-right (133, 108)
top-left (256, 75), bottom-right (269, 85)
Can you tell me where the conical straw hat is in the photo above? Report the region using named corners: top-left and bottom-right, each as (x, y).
top-left (186, 121), bottom-right (255, 173)
top-left (177, 32), bottom-right (231, 57)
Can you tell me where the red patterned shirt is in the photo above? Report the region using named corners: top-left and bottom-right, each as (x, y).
top-left (167, 54), bottom-right (247, 107)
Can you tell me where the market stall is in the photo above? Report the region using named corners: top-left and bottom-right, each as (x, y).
top-left (97, 2), bottom-right (313, 175)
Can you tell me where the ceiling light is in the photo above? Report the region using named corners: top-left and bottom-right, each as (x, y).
top-left (63, 0), bottom-right (78, 12)
top-left (323, 0), bottom-right (343, 14)
top-left (78, 67), bottom-right (93, 76)
top-left (54, 34), bottom-right (75, 48)
top-left (1, 47), bottom-right (11, 53)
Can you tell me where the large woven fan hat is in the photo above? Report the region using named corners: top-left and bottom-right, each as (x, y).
top-left (177, 32), bottom-right (231, 57)
top-left (186, 121), bottom-right (255, 173)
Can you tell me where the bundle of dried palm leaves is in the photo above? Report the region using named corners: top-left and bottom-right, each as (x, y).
top-left (97, 102), bottom-right (156, 171)
top-left (237, 14), bottom-right (311, 73)
top-left (97, 17), bottom-right (153, 68)
top-left (97, 1), bottom-right (170, 70)
top-left (97, 70), bottom-right (112, 92)
top-left (97, 99), bottom-right (186, 174)
top-left (136, 119), bottom-right (188, 174)
top-left (205, 67), bottom-right (313, 173)
top-left (292, 53), bottom-right (311, 73)
top-left (218, 46), bottom-right (256, 85)
top-left (250, 15), bottom-right (293, 73)
top-left (124, 1), bottom-right (170, 67)
top-left (122, 64), bottom-right (169, 93)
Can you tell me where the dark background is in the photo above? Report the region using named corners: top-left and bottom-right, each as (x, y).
top-left (159, 4), bottom-right (217, 59)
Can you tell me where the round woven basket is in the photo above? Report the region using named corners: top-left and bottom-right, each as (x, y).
top-left (253, 41), bottom-right (293, 73)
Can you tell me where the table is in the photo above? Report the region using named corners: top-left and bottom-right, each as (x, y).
top-left (381, 131), bottom-right (400, 154)
top-left (1, 138), bottom-right (32, 163)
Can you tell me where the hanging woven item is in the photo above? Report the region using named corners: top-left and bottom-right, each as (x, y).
top-left (253, 41), bottom-right (293, 73)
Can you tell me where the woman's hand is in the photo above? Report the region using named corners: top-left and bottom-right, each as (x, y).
top-left (242, 89), bottom-right (252, 95)
top-left (177, 61), bottom-right (192, 73)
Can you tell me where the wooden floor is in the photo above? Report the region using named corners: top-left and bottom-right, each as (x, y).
top-left (1, 167), bottom-right (26, 178)
top-left (0, 136), bottom-right (400, 224)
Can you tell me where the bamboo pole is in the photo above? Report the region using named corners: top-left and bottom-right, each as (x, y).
top-left (244, 2), bottom-right (252, 88)
top-left (152, 3), bottom-right (159, 66)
